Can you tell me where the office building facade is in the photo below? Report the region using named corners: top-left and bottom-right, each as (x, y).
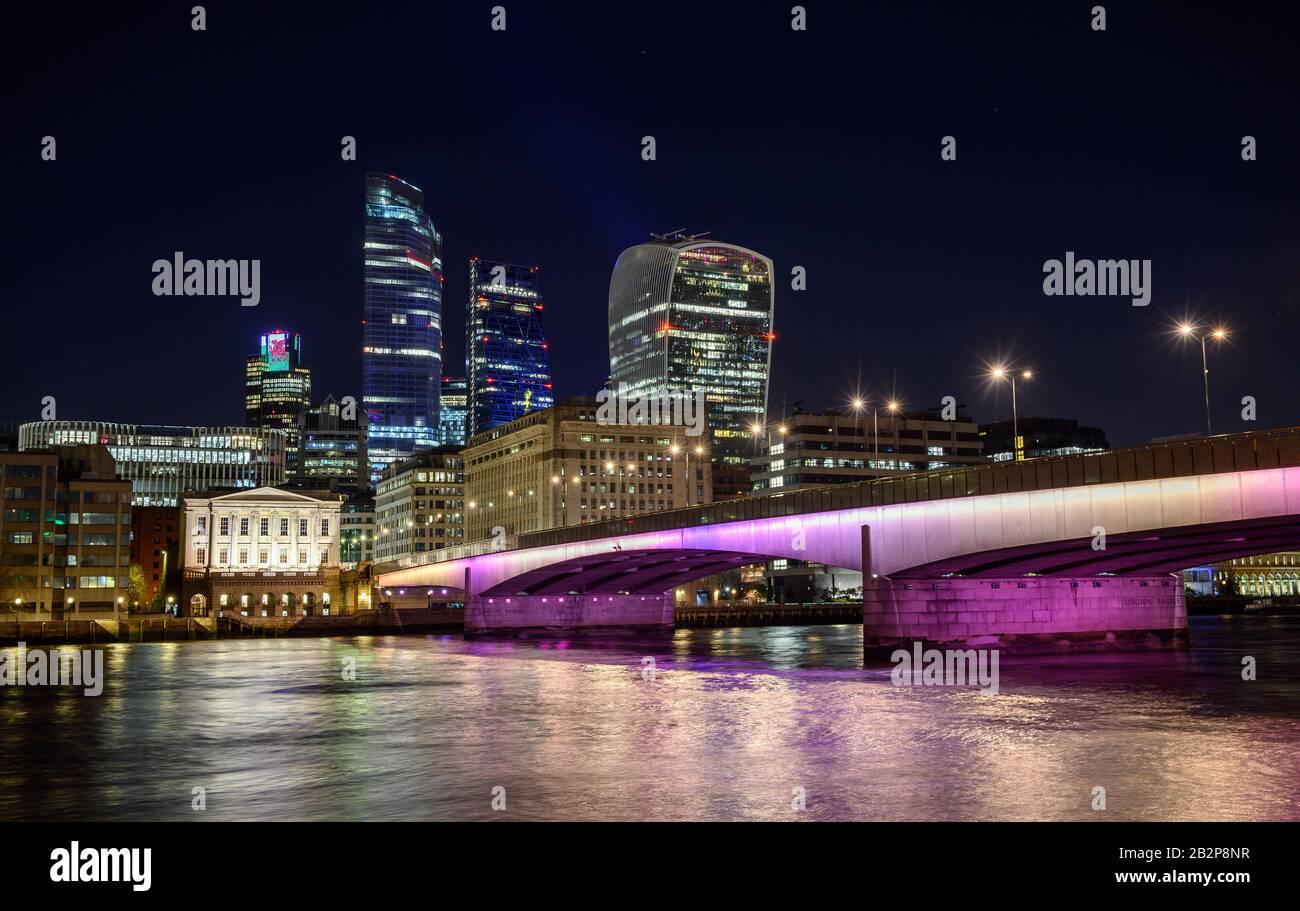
top-left (374, 449), bottom-right (465, 562)
top-left (439, 375), bottom-right (468, 447)
top-left (466, 259), bottom-right (553, 439)
top-left (979, 416), bottom-right (1109, 463)
top-left (296, 395), bottom-right (368, 494)
top-left (0, 446), bottom-right (132, 618)
top-left (19, 421), bottom-right (287, 506)
top-left (363, 172), bottom-right (444, 484)
top-left (340, 492), bottom-right (375, 567)
top-left (751, 406), bottom-right (986, 494)
top-left (462, 398), bottom-right (712, 543)
top-left (608, 236), bottom-right (774, 463)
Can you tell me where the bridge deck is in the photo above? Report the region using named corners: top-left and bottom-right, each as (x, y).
top-left (379, 427), bottom-right (1300, 573)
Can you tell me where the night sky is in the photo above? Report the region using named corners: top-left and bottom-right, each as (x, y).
top-left (3, 1), bottom-right (1298, 447)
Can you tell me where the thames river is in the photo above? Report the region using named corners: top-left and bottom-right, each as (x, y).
top-left (1, 616), bottom-right (1298, 821)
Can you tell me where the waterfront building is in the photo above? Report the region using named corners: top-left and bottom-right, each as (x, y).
top-left (465, 259), bottom-right (553, 439)
top-left (462, 397), bottom-right (711, 544)
top-left (374, 449), bottom-right (465, 562)
top-left (129, 505), bottom-right (181, 609)
top-left (1208, 553), bottom-right (1300, 597)
top-left (438, 375), bottom-right (469, 447)
top-left (340, 492), bottom-right (375, 568)
top-left (296, 395), bottom-right (368, 494)
top-left (245, 329), bottom-right (311, 471)
top-left (979, 416), bottom-right (1108, 463)
top-left (608, 234), bottom-right (774, 463)
top-left (179, 487), bottom-right (342, 617)
top-left (19, 421), bottom-right (287, 506)
top-left (363, 172), bottom-right (444, 484)
top-left (751, 405), bottom-right (986, 493)
top-left (0, 445), bottom-right (132, 618)
top-left (749, 405), bottom-right (985, 602)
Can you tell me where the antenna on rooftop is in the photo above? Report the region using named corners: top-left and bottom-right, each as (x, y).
top-left (650, 229), bottom-right (712, 243)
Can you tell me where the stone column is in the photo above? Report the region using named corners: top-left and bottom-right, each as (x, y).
top-left (863, 573), bottom-right (1189, 659)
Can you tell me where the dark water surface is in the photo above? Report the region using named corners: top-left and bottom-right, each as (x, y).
top-left (2, 616), bottom-right (1297, 821)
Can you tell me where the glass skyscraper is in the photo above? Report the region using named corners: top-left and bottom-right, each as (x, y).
top-left (438, 375), bottom-right (468, 447)
top-left (607, 236), bottom-right (775, 462)
top-left (245, 329), bottom-right (311, 472)
top-left (465, 259), bottom-right (554, 440)
top-left (362, 173), bottom-right (443, 485)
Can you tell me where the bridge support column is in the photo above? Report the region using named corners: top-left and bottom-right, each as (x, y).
top-left (464, 591), bottom-right (675, 639)
top-left (861, 574), bottom-right (1188, 658)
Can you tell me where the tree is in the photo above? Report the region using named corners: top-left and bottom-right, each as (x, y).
top-left (127, 563), bottom-right (148, 609)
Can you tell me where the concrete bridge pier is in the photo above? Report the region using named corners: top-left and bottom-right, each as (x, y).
top-left (860, 526), bottom-right (1189, 658)
top-left (464, 591), bottom-right (675, 639)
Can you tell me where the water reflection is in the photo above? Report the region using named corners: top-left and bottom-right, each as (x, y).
top-left (1, 617), bottom-right (1297, 821)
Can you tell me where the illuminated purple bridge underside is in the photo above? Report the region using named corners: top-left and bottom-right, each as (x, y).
top-left (377, 467), bottom-right (1300, 651)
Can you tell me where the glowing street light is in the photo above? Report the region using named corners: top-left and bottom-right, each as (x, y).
top-left (1177, 323), bottom-right (1230, 436)
top-left (989, 366), bottom-right (1032, 460)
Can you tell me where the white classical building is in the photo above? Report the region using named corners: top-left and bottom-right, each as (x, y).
top-left (179, 487), bottom-right (342, 617)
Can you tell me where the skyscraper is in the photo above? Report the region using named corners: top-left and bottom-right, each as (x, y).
top-left (465, 259), bottom-right (554, 439)
top-left (245, 329), bottom-right (311, 471)
top-left (296, 394), bottom-right (369, 494)
top-left (608, 235), bottom-right (775, 463)
top-left (363, 173), bottom-right (444, 485)
top-left (438, 375), bottom-right (468, 447)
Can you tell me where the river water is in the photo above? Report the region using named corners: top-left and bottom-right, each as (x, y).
top-left (1, 616), bottom-right (1297, 821)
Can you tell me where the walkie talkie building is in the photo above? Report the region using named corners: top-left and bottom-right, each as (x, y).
top-left (608, 237), bottom-right (775, 463)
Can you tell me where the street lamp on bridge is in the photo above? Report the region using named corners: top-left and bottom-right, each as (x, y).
top-left (850, 396), bottom-right (901, 471)
top-left (990, 366), bottom-right (1033, 461)
top-left (1176, 322), bottom-right (1230, 437)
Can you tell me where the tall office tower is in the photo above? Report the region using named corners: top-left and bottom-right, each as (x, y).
top-left (607, 234), bottom-right (775, 464)
top-left (363, 173), bottom-right (444, 486)
top-left (245, 329), bottom-right (311, 471)
top-left (438, 375), bottom-right (468, 447)
top-left (296, 395), bottom-right (369, 494)
top-left (465, 259), bottom-right (554, 439)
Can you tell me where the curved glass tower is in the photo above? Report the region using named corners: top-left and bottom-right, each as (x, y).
top-left (363, 173), bottom-right (443, 485)
top-left (466, 259), bottom-right (554, 440)
top-left (608, 238), bottom-right (774, 462)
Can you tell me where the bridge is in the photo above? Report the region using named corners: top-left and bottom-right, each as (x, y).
top-left (375, 427), bottom-right (1300, 656)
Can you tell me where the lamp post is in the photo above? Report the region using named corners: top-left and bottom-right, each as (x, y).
top-left (850, 398), bottom-right (865, 460)
top-left (1178, 323), bottom-right (1229, 437)
top-left (866, 399), bottom-right (901, 471)
top-left (991, 367), bottom-right (1032, 460)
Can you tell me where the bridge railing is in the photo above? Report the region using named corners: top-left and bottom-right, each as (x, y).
top-left (381, 426), bottom-right (1300, 573)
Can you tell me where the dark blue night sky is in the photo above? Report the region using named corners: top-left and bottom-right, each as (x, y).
top-left (3, 1), bottom-right (1298, 446)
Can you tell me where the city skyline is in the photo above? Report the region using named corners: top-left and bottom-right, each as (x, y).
top-left (3, 0), bottom-right (1300, 853)
top-left (5, 4), bottom-right (1296, 449)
